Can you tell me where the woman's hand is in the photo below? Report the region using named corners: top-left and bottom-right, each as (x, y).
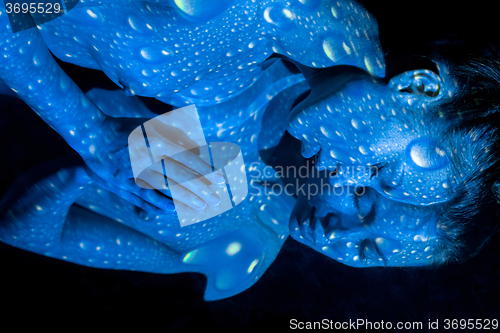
top-left (82, 115), bottom-right (225, 214)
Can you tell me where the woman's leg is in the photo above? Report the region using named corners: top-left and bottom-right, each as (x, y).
top-left (0, 152), bottom-right (287, 300)
top-left (0, 153), bottom-right (183, 273)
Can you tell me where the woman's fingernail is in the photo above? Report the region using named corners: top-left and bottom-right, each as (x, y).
top-left (201, 186), bottom-right (211, 196)
top-left (193, 197), bottom-right (207, 209)
top-left (213, 172), bottom-right (225, 184)
top-left (166, 201), bottom-right (176, 211)
top-left (208, 193), bottom-right (221, 205)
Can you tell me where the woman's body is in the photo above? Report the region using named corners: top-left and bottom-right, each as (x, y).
top-left (0, 0), bottom-right (383, 300)
top-left (6, 0), bottom-right (486, 298)
top-left (0, 0), bottom-right (385, 213)
top-left (35, 0), bottom-right (384, 102)
top-left (0, 57), bottom-right (311, 300)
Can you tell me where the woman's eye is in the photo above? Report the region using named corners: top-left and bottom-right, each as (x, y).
top-left (329, 163), bottom-right (344, 177)
top-left (330, 167), bottom-right (338, 177)
top-left (369, 162), bottom-right (388, 179)
top-left (369, 163), bottom-right (401, 194)
top-left (357, 239), bottom-right (385, 264)
top-left (357, 239), bottom-right (370, 262)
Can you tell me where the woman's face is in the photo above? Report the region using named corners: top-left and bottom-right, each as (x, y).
top-left (289, 178), bottom-right (440, 267)
top-left (286, 66), bottom-right (459, 266)
top-left (287, 67), bottom-right (458, 206)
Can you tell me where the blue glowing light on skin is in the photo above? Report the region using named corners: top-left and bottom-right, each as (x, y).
top-left (287, 66), bottom-right (460, 206)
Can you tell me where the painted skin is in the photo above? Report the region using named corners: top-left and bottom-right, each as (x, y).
top-left (285, 59), bottom-right (476, 267)
top-left (289, 172), bottom-right (441, 267)
top-left (0, 59), bottom-right (307, 300)
top-left (0, 0), bottom-right (384, 213)
top-left (287, 64), bottom-right (462, 206)
top-left (0, 0), bottom-right (460, 298)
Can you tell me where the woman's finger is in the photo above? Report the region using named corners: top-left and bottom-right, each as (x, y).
top-left (117, 177), bottom-right (175, 213)
top-left (146, 133), bottom-right (226, 186)
top-left (84, 165), bottom-right (174, 214)
top-left (158, 177), bottom-right (219, 211)
top-left (161, 163), bottom-right (222, 207)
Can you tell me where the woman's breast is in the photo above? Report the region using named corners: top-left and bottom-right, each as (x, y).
top-left (40, 0), bottom-right (271, 105)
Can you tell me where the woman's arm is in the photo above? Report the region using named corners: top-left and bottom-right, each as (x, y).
top-left (0, 153), bottom-right (181, 273)
top-left (0, 8), bottom-right (180, 213)
top-left (0, 152), bottom-right (284, 301)
top-left (0, 9), bottom-right (106, 157)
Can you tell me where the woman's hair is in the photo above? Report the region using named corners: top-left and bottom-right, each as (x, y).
top-left (424, 36), bottom-right (500, 264)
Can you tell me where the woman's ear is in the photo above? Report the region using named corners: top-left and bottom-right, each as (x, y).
top-left (388, 69), bottom-right (442, 98)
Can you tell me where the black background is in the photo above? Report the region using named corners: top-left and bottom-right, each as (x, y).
top-left (1, 1), bottom-right (500, 331)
